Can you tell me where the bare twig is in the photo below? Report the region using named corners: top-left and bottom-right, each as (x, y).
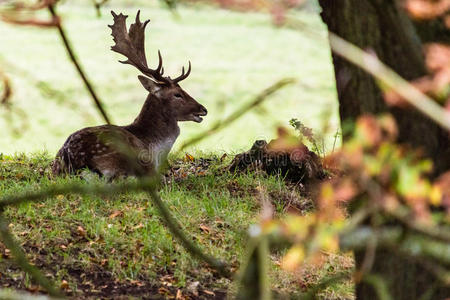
top-left (0, 14), bottom-right (60, 27)
top-left (92, 0), bottom-right (110, 17)
top-left (302, 271), bottom-right (351, 300)
top-left (258, 237), bottom-right (270, 300)
top-left (328, 32), bottom-right (450, 131)
top-left (355, 226), bottom-right (377, 283)
top-left (146, 187), bottom-right (233, 278)
top-left (47, 4), bottom-right (111, 124)
top-left (177, 78), bottom-right (296, 151)
top-left (0, 69), bottom-right (12, 104)
top-left (285, 19), bottom-right (450, 131)
top-left (362, 274), bottom-right (393, 300)
top-left (0, 176), bottom-right (232, 278)
top-left (0, 178), bottom-right (154, 208)
top-left (387, 207), bottom-right (450, 243)
top-left (340, 226), bottom-right (450, 274)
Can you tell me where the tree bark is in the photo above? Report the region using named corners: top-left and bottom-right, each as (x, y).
top-left (318, 0), bottom-right (450, 299)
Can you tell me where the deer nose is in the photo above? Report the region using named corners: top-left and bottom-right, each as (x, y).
top-left (199, 106), bottom-right (207, 116)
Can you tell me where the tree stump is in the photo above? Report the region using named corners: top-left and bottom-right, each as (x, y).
top-left (228, 140), bottom-right (325, 183)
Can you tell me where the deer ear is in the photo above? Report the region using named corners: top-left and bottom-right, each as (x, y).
top-left (138, 75), bottom-right (162, 94)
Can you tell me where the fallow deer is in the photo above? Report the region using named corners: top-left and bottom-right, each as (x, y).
top-left (52, 10), bottom-right (207, 178)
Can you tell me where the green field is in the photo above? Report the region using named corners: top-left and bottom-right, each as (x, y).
top-left (0, 1), bottom-right (338, 155)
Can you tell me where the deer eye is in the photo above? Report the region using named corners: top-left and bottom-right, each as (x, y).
top-left (174, 93), bottom-right (183, 99)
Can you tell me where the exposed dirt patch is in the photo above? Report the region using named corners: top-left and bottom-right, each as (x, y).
top-left (0, 242), bottom-right (227, 299)
top-left (268, 189), bottom-right (314, 214)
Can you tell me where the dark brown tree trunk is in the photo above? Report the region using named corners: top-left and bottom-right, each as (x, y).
top-left (318, 0), bottom-right (450, 299)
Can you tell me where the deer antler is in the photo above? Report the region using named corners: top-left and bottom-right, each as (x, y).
top-left (173, 61), bottom-right (191, 83)
top-left (109, 10), bottom-right (192, 84)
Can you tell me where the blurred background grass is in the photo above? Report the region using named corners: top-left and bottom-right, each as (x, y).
top-left (0, 0), bottom-right (338, 155)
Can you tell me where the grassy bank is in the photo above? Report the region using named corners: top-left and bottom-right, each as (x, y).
top-left (0, 153), bottom-right (353, 299)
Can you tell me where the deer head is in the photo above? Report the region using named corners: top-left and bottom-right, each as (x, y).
top-left (109, 10), bottom-right (207, 123)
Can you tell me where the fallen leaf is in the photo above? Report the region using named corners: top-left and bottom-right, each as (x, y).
top-left (60, 280), bottom-right (69, 290)
top-left (187, 281), bottom-right (200, 297)
top-left (204, 290), bottom-right (215, 296)
top-left (76, 226), bottom-right (87, 237)
top-left (133, 223), bottom-right (144, 230)
top-left (184, 153), bottom-right (195, 162)
top-left (199, 224), bottom-right (211, 234)
top-left (158, 287), bottom-right (171, 295)
top-left (109, 210), bottom-right (123, 219)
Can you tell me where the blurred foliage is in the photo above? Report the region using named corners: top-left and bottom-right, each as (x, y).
top-left (241, 114), bottom-right (450, 297)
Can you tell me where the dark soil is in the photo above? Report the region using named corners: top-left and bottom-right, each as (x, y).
top-left (0, 241), bottom-right (227, 299)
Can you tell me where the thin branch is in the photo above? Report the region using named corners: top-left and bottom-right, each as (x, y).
top-left (415, 258), bottom-right (450, 287)
top-left (338, 204), bottom-right (376, 236)
top-left (0, 215), bottom-right (63, 297)
top-left (340, 226), bottom-right (450, 282)
top-left (92, 0), bottom-right (110, 17)
top-left (47, 4), bottom-right (111, 124)
top-left (0, 176), bottom-right (232, 278)
top-left (302, 271), bottom-right (351, 300)
top-left (0, 178), bottom-right (154, 208)
top-left (177, 78), bottom-right (296, 152)
top-left (285, 19), bottom-right (450, 131)
top-left (387, 207), bottom-right (450, 243)
top-left (0, 69), bottom-right (12, 104)
top-left (328, 32), bottom-right (450, 132)
top-left (145, 187), bottom-right (233, 278)
top-left (257, 237), bottom-right (271, 300)
top-left (355, 226), bottom-right (377, 283)
top-left (362, 274), bottom-right (393, 300)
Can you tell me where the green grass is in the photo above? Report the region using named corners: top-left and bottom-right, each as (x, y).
top-left (0, 152), bottom-right (353, 298)
top-left (0, 1), bottom-right (338, 155)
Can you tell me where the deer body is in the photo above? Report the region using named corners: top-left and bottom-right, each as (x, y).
top-left (52, 11), bottom-right (207, 178)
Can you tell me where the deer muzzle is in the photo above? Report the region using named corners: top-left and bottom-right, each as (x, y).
top-left (192, 107), bottom-right (207, 123)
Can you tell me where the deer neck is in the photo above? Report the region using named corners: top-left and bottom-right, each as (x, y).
top-left (124, 94), bottom-right (180, 150)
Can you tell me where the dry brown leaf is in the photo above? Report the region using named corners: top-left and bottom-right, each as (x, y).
top-left (76, 226), bottom-right (87, 237)
top-left (176, 289), bottom-right (183, 300)
top-left (199, 224), bottom-right (211, 234)
top-left (133, 223), bottom-right (144, 230)
top-left (187, 281), bottom-right (200, 297)
top-left (60, 280), bottom-right (69, 290)
top-left (203, 290), bottom-right (215, 296)
top-left (158, 287), bottom-right (171, 295)
top-left (109, 210), bottom-right (123, 219)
